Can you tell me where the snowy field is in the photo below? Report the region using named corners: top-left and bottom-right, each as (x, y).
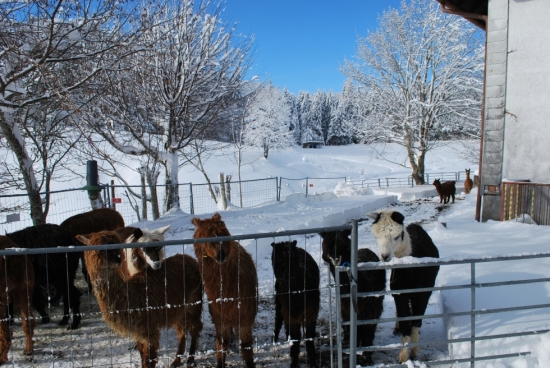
top-left (4, 141), bottom-right (550, 367)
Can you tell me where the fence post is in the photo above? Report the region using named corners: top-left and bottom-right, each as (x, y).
top-left (456, 172), bottom-right (459, 181)
top-left (189, 183), bottom-right (194, 215)
top-left (111, 180), bottom-right (116, 210)
top-left (335, 266), bottom-right (343, 368)
top-left (378, 178), bottom-right (381, 188)
top-left (277, 177), bottom-right (281, 201)
top-left (427, 174), bottom-right (430, 184)
top-left (386, 178), bottom-right (389, 188)
top-left (306, 178), bottom-right (309, 198)
top-left (349, 219), bottom-right (358, 368)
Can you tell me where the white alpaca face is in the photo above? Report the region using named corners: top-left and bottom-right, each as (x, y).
top-left (139, 225), bottom-right (169, 269)
top-left (367, 211), bottom-right (407, 262)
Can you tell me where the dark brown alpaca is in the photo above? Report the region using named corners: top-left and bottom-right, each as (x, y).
top-left (271, 240), bottom-right (319, 367)
top-left (62, 208), bottom-right (125, 290)
top-left (191, 213), bottom-right (258, 368)
top-left (464, 169), bottom-right (474, 194)
top-left (319, 230), bottom-right (385, 366)
top-left (432, 179), bottom-right (456, 204)
top-left (0, 236), bottom-right (35, 363)
top-left (78, 231), bottom-right (203, 368)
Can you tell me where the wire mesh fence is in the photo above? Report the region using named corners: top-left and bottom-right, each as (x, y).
top-left (0, 172), bottom-right (463, 234)
top-left (0, 224), bottom-right (350, 367)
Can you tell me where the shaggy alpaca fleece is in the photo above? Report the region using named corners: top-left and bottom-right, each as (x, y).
top-left (192, 213), bottom-right (257, 368)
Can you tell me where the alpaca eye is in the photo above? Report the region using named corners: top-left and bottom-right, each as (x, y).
top-left (394, 235), bottom-right (401, 241)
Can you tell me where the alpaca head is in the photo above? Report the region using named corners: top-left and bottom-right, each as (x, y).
top-left (191, 213), bottom-right (233, 264)
top-left (76, 231), bottom-right (123, 265)
top-left (271, 240), bottom-right (297, 280)
top-left (465, 168), bottom-right (470, 176)
top-left (366, 210), bottom-right (410, 262)
top-left (432, 179), bottom-right (441, 187)
top-left (319, 230), bottom-right (351, 265)
top-left (127, 225), bottom-right (169, 270)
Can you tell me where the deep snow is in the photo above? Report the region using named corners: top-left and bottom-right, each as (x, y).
top-left (4, 142), bottom-right (550, 367)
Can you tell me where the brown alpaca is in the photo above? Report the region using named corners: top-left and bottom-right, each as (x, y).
top-left (191, 213), bottom-right (258, 368)
top-left (0, 236), bottom-right (35, 363)
top-left (62, 208), bottom-right (126, 290)
top-left (432, 179), bottom-right (456, 204)
top-left (78, 231), bottom-right (203, 368)
top-left (464, 169), bottom-right (474, 194)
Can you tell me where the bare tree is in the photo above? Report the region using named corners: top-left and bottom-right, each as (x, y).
top-left (0, 0), bottom-right (141, 224)
top-left (88, 0), bottom-right (252, 212)
top-left (342, 0), bottom-right (484, 184)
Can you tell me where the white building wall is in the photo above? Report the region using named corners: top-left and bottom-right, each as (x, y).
top-left (502, 0), bottom-right (550, 182)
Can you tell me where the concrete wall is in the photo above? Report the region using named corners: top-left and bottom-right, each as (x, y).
top-left (502, 0), bottom-right (550, 182)
top-left (481, 0), bottom-right (550, 221)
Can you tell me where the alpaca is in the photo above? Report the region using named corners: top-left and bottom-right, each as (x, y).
top-left (78, 231), bottom-right (203, 368)
top-left (464, 169), bottom-right (474, 194)
top-left (0, 236), bottom-right (35, 363)
top-left (319, 230), bottom-right (385, 365)
top-left (119, 225), bottom-right (170, 279)
top-left (6, 224), bottom-right (82, 329)
top-left (271, 240), bottom-right (319, 368)
top-left (191, 213), bottom-right (258, 368)
top-left (367, 210), bottom-right (439, 363)
top-left (432, 179), bottom-right (456, 204)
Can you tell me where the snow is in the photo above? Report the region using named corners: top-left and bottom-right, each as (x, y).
top-left (5, 141), bottom-right (550, 367)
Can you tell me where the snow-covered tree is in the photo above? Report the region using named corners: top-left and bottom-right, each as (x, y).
top-left (88, 0), bottom-right (252, 211)
top-left (342, 0), bottom-right (484, 184)
top-left (0, 0), bottom-right (141, 224)
top-left (244, 83), bottom-right (293, 159)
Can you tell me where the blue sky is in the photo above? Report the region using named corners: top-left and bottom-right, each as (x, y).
top-left (223, 0), bottom-right (404, 95)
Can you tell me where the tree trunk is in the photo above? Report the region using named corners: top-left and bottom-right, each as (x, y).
top-left (140, 172), bottom-right (148, 220)
top-left (0, 113), bottom-right (46, 225)
top-left (263, 144), bottom-right (269, 159)
top-left (405, 128), bottom-right (426, 185)
top-left (163, 150), bottom-right (180, 212)
top-left (219, 173), bottom-right (227, 210)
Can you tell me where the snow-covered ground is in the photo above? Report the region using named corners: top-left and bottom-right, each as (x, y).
top-left (5, 142), bottom-right (550, 367)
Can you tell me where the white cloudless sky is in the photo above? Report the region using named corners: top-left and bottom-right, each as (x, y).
top-left (223, 0), bottom-right (404, 95)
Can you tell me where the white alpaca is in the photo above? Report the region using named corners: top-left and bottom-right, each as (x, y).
top-left (367, 210), bottom-right (439, 363)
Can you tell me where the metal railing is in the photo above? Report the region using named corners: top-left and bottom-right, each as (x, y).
top-left (335, 241), bottom-right (550, 367)
top-left (501, 180), bottom-right (550, 225)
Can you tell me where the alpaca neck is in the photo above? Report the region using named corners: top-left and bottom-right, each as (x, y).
top-left (393, 231), bottom-right (412, 258)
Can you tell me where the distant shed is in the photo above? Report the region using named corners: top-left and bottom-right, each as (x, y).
top-left (302, 141), bottom-right (324, 149)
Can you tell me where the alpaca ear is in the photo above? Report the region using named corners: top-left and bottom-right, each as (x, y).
top-left (390, 211), bottom-right (405, 225)
top-left (75, 235), bottom-right (89, 245)
top-left (365, 212), bottom-right (380, 220)
top-left (213, 213), bottom-right (222, 221)
top-left (133, 228), bottom-right (143, 240)
top-left (291, 240), bottom-right (297, 248)
top-left (271, 242), bottom-right (275, 247)
top-left (319, 232), bottom-right (326, 239)
top-left (153, 225), bottom-right (170, 235)
top-left (343, 229), bottom-right (352, 237)
top-left (191, 218), bottom-right (200, 226)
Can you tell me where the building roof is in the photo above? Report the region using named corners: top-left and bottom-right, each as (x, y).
top-left (436, 0), bottom-right (488, 30)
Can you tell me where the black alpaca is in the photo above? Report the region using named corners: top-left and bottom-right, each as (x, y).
top-left (319, 230), bottom-right (385, 365)
top-left (367, 210), bottom-right (440, 363)
top-left (6, 224), bottom-right (82, 330)
top-left (271, 240), bottom-right (319, 368)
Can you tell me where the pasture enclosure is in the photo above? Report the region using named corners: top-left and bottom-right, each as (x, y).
top-left (1, 221), bottom-right (548, 367)
top-left (0, 171), bottom-right (465, 234)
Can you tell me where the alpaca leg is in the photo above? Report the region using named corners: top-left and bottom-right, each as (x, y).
top-left (410, 326), bottom-right (420, 360)
top-left (304, 319), bottom-right (318, 368)
top-left (239, 325), bottom-right (256, 368)
top-left (32, 287), bottom-right (50, 324)
top-left (67, 283), bottom-right (82, 330)
top-left (182, 316), bottom-right (203, 367)
top-left (138, 335), bottom-right (159, 368)
top-left (170, 327), bottom-right (186, 367)
top-left (451, 194), bottom-right (455, 203)
top-left (273, 295), bottom-right (283, 343)
top-left (288, 323), bottom-right (301, 368)
top-left (12, 292), bottom-right (34, 355)
top-left (399, 335), bottom-right (411, 363)
top-left (59, 285), bottom-right (70, 326)
top-left (215, 325), bottom-right (231, 368)
top-left (358, 323), bottom-right (377, 365)
top-left (0, 306), bottom-right (10, 364)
